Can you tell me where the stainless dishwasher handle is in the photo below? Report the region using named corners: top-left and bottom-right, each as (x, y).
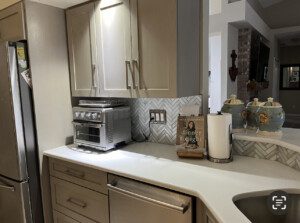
top-left (107, 183), bottom-right (189, 214)
top-left (0, 181), bottom-right (15, 192)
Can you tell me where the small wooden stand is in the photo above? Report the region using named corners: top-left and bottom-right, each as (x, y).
top-left (176, 148), bottom-right (205, 159)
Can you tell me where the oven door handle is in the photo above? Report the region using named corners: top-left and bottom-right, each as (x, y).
top-left (73, 122), bottom-right (103, 128)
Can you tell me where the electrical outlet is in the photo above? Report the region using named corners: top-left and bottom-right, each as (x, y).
top-left (149, 109), bottom-right (167, 124)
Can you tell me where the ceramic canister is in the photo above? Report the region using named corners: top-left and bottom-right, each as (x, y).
top-left (256, 97), bottom-right (285, 134)
top-left (221, 95), bottom-right (246, 131)
top-left (246, 98), bottom-right (262, 130)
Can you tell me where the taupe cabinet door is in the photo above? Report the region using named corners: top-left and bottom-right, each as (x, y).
top-left (132, 0), bottom-right (177, 98)
top-left (96, 0), bottom-right (133, 98)
top-left (0, 2), bottom-right (26, 41)
top-left (67, 3), bottom-right (98, 97)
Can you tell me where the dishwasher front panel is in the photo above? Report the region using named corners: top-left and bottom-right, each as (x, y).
top-left (108, 174), bottom-right (193, 223)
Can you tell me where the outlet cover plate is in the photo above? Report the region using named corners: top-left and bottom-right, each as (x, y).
top-left (149, 109), bottom-right (167, 124)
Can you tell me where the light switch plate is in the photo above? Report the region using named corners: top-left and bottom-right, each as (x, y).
top-left (149, 109), bottom-right (167, 124)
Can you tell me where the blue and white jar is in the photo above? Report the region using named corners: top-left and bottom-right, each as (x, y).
top-left (256, 97), bottom-right (285, 135)
top-left (221, 95), bottom-right (246, 132)
top-left (246, 98), bottom-right (262, 130)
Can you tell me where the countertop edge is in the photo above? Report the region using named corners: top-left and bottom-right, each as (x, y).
top-left (43, 145), bottom-right (300, 223)
top-left (43, 150), bottom-right (246, 223)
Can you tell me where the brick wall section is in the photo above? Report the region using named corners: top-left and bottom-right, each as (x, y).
top-left (237, 28), bottom-right (252, 104)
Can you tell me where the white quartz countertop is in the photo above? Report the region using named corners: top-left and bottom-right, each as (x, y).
top-left (44, 143), bottom-right (300, 223)
top-left (234, 128), bottom-right (300, 153)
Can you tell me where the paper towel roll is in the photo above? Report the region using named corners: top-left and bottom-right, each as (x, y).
top-left (207, 113), bottom-right (232, 159)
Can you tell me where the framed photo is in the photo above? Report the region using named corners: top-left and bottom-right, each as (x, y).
top-left (176, 115), bottom-right (205, 149)
top-left (280, 65), bottom-right (300, 90)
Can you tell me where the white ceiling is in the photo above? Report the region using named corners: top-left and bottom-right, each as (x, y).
top-left (30, 0), bottom-right (88, 9)
top-left (257, 0), bottom-right (284, 8)
top-left (248, 0), bottom-right (300, 29)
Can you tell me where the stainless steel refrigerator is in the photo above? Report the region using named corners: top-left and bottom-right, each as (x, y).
top-left (0, 41), bottom-right (43, 223)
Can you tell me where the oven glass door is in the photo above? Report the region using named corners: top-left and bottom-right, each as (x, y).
top-left (74, 122), bottom-right (102, 144)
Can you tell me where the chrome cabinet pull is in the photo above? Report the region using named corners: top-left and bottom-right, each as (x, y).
top-left (125, 60), bottom-right (131, 89)
top-left (0, 181), bottom-right (15, 192)
top-left (92, 64), bottom-right (97, 88)
top-left (131, 60), bottom-right (139, 89)
top-left (65, 168), bottom-right (85, 178)
top-left (107, 183), bottom-right (189, 214)
top-left (67, 197), bottom-right (87, 208)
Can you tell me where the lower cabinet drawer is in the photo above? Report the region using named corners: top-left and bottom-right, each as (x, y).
top-left (49, 158), bottom-right (108, 194)
top-left (53, 211), bottom-right (80, 223)
top-left (51, 177), bottom-right (109, 223)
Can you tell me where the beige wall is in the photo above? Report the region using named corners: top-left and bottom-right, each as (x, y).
top-left (279, 45), bottom-right (300, 114)
top-left (0, 0), bottom-right (20, 10)
top-left (25, 1), bottom-right (73, 165)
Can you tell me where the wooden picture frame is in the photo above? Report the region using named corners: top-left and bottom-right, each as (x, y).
top-left (176, 115), bottom-right (205, 149)
top-left (280, 64), bottom-right (300, 90)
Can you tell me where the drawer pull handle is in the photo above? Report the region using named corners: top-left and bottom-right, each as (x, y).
top-left (0, 180), bottom-right (14, 192)
top-left (65, 169), bottom-right (85, 178)
top-left (67, 197), bottom-right (87, 208)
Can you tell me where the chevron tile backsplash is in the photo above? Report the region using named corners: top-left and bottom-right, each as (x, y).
top-left (233, 140), bottom-right (300, 171)
top-left (128, 95), bottom-right (202, 145)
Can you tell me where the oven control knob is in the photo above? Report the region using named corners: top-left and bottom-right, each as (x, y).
top-left (85, 112), bottom-right (92, 119)
top-left (80, 112), bottom-right (85, 119)
top-left (75, 112), bottom-right (80, 118)
top-left (91, 113), bottom-right (98, 120)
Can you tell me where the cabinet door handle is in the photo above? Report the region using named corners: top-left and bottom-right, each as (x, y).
top-left (131, 60), bottom-right (139, 89)
top-left (67, 197), bottom-right (87, 208)
top-left (92, 64), bottom-right (97, 88)
top-left (125, 60), bottom-right (131, 89)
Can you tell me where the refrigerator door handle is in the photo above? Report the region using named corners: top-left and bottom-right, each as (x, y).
top-left (0, 180), bottom-right (15, 192)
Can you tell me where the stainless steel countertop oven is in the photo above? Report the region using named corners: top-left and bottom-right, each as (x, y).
top-left (72, 101), bottom-right (131, 151)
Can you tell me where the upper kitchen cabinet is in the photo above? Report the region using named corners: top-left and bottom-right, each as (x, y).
top-left (0, 2), bottom-right (26, 41)
top-left (132, 0), bottom-right (177, 98)
top-left (66, 2), bottom-right (99, 97)
top-left (98, 0), bottom-right (201, 98)
top-left (96, 0), bottom-right (133, 98)
top-left (68, 0), bottom-right (202, 98)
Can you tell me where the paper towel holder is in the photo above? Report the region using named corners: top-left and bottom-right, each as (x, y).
top-left (208, 133), bottom-right (233, 163)
top-left (208, 112), bottom-right (233, 163)
top-left (208, 155), bottom-right (233, 163)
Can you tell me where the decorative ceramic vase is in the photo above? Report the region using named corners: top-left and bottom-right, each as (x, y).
top-left (246, 98), bottom-right (262, 130)
top-left (221, 95), bottom-right (246, 131)
top-left (256, 97), bottom-right (285, 135)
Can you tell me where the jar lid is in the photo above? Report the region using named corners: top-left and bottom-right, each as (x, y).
top-left (224, 95), bottom-right (244, 105)
top-left (261, 97), bottom-right (282, 108)
top-left (247, 98), bottom-right (262, 107)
